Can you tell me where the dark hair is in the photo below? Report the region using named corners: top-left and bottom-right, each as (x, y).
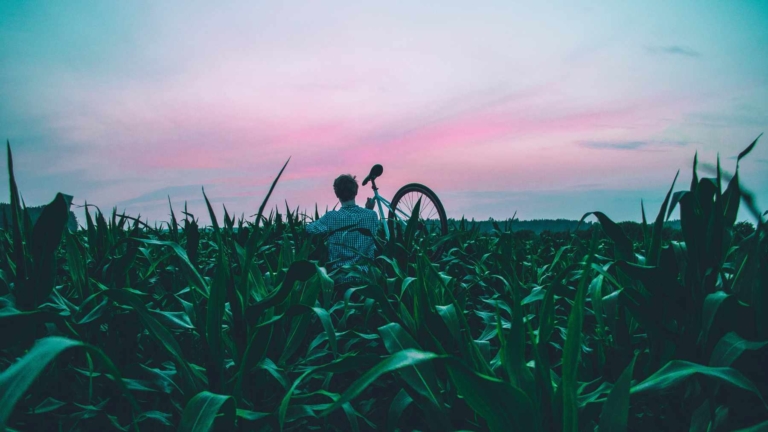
top-left (333, 174), bottom-right (358, 201)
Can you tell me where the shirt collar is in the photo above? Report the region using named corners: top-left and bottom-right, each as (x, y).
top-left (340, 200), bottom-right (356, 208)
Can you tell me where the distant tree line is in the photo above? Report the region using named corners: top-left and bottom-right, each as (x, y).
top-left (448, 217), bottom-right (757, 245)
top-left (448, 217), bottom-right (598, 234)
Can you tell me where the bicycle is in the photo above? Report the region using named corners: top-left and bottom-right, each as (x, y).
top-left (361, 164), bottom-right (449, 259)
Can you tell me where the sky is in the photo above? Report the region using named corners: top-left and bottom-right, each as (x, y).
top-left (1, 0), bottom-right (767, 225)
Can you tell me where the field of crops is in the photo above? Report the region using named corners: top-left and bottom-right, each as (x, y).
top-left (1, 138), bottom-right (767, 432)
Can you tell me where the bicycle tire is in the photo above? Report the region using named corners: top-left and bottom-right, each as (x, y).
top-left (388, 183), bottom-right (448, 260)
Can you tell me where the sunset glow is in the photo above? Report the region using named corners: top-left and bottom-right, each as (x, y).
top-left (1, 1), bottom-right (766, 223)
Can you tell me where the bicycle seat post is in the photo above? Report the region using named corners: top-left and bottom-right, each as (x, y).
top-left (370, 179), bottom-right (378, 191)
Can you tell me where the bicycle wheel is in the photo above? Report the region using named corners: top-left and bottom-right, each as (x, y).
top-left (388, 183), bottom-right (448, 259)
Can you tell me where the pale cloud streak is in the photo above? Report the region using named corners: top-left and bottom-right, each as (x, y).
top-left (1, 1), bottom-right (767, 223)
top-left (646, 45), bottom-right (702, 58)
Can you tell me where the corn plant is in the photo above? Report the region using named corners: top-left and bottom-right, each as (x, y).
top-left (0, 136), bottom-right (766, 432)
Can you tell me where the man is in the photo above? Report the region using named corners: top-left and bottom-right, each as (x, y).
top-left (306, 174), bottom-right (378, 286)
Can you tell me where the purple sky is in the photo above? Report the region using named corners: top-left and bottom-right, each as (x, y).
top-left (1, 1), bottom-right (767, 224)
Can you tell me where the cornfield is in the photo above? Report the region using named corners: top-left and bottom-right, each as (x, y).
top-left (0, 136), bottom-right (766, 432)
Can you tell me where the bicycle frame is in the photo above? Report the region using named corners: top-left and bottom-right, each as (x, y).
top-left (370, 187), bottom-right (411, 241)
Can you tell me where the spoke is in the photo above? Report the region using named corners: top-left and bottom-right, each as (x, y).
top-left (405, 193), bottom-right (413, 214)
top-left (423, 200), bottom-right (435, 219)
top-left (395, 191), bottom-right (442, 234)
top-left (424, 200), bottom-right (435, 219)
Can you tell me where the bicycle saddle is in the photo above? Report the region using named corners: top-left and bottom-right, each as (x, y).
top-left (362, 164), bottom-right (383, 186)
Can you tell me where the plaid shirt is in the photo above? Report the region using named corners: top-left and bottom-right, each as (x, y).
top-left (306, 201), bottom-right (378, 282)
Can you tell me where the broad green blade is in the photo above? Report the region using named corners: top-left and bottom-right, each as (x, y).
top-left (648, 171), bottom-right (679, 266)
top-left (279, 274), bottom-right (322, 364)
top-left (202, 187), bottom-right (220, 238)
top-left (386, 388), bottom-right (413, 432)
top-left (178, 391), bottom-right (235, 432)
top-left (598, 354), bottom-right (637, 432)
top-left (562, 234), bottom-right (598, 432)
top-left (104, 288), bottom-right (202, 397)
top-left (131, 238), bottom-right (208, 297)
top-left (244, 260), bottom-right (316, 324)
top-left (445, 359), bottom-right (539, 432)
top-left (709, 332), bottom-right (768, 367)
top-left (585, 212), bottom-right (634, 263)
top-left (736, 133), bottom-right (762, 167)
top-left (280, 353), bottom-right (380, 430)
top-left (6, 142), bottom-right (27, 281)
top-left (205, 243), bottom-right (229, 392)
top-left (631, 360), bottom-right (766, 407)
top-left (378, 323), bottom-right (442, 409)
top-left (255, 157), bottom-right (291, 230)
top-left (0, 337), bottom-right (135, 430)
top-left (320, 349), bottom-right (441, 417)
top-left (22, 193), bottom-right (68, 308)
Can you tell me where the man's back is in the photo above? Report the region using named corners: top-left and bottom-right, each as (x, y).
top-left (306, 202), bottom-right (378, 276)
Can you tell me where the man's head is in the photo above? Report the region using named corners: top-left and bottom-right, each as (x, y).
top-left (333, 174), bottom-right (358, 202)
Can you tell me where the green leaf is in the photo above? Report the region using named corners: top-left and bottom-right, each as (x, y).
top-left (631, 360), bottom-right (766, 407)
top-left (586, 212), bottom-right (634, 263)
top-left (698, 291), bottom-right (745, 346)
top-left (403, 197), bottom-right (422, 250)
top-left (598, 354), bottom-right (637, 432)
top-left (244, 260), bottom-right (318, 325)
top-left (445, 358), bottom-right (539, 432)
top-left (279, 272), bottom-right (322, 364)
top-left (168, 196), bottom-right (180, 243)
top-left (65, 231), bottom-right (90, 299)
top-left (202, 187), bottom-right (221, 239)
top-left (206, 243), bottom-right (229, 392)
top-left (386, 389), bottom-right (413, 432)
top-left (736, 133), bottom-right (762, 167)
top-left (27, 193), bottom-right (68, 306)
top-left (147, 309), bottom-right (194, 330)
top-left (6, 141), bottom-right (27, 281)
top-left (236, 158), bottom-right (291, 308)
top-left (722, 170), bottom-right (741, 231)
top-left (235, 323), bottom-right (273, 395)
top-left (562, 234), bottom-right (597, 432)
top-left (134, 410), bottom-right (173, 427)
top-left (709, 332), bottom-right (768, 367)
top-left (31, 397), bottom-right (66, 414)
top-left (666, 191), bottom-right (686, 222)
top-left (0, 337), bottom-right (135, 430)
top-left (320, 349), bottom-right (538, 432)
top-left (279, 353), bottom-right (380, 430)
top-left (131, 238), bottom-right (208, 297)
top-left (648, 171), bottom-right (679, 266)
top-left (103, 288), bottom-right (202, 397)
top-left (178, 391), bottom-right (235, 432)
top-left (236, 409), bottom-right (270, 422)
top-left (255, 157), bottom-right (290, 229)
top-left (498, 294), bottom-right (535, 401)
top-left (320, 350), bottom-right (441, 417)
top-left (378, 323), bottom-right (443, 409)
